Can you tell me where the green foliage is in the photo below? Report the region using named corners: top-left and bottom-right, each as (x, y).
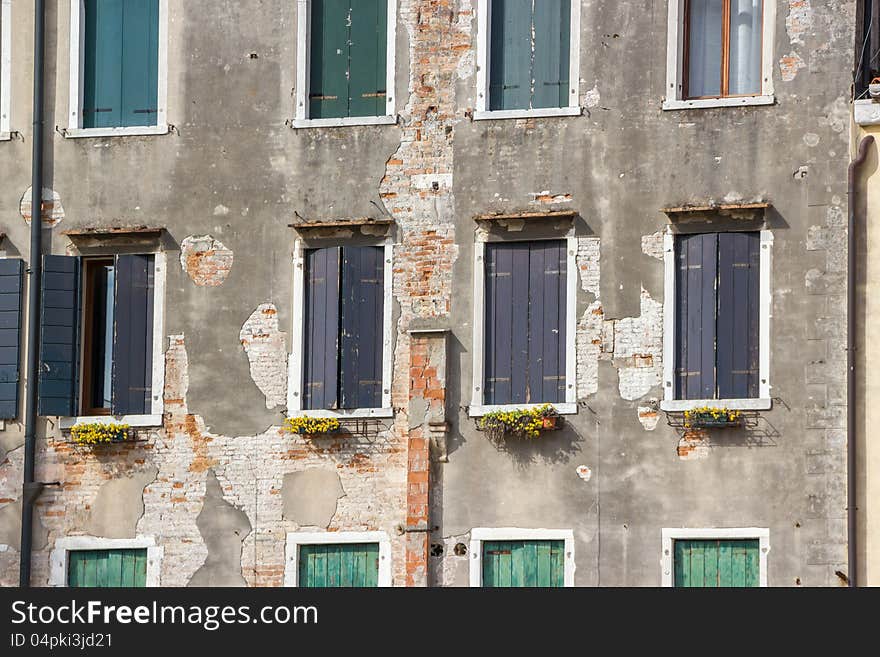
top-left (70, 422), bottom-right (131, 445)
top-left (478, 404), bottom-right (558, 439)
top-left (283, 416), bottom-right (342, 436)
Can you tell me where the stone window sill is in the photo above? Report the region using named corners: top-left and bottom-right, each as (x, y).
top-left (662, 95), bottom-right (775, 111)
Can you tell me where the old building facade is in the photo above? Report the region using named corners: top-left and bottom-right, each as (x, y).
top-left (0, 0), bottom-right (859, 587)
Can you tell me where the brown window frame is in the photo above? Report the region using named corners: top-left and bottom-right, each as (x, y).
top-left (79, 257), bottom-right (115, 416)
top-left (683, 0), bottom-right (765, 100)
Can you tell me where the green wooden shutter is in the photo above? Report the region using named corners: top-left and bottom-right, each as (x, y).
top-left (298, 543), bottom-right (380, 587)
top-left (0, 260), bottom-right (24, 419)
top-left (348, 0), bottom-right (387, 117)
top-left (482, 540), bottom-right (565, 587)
top-left (532, 0), bottom-right (571, 109)
top-left (83, 0), bottom-right (158, 129)
top-left (673, 539), bottom-right (760, 587)
top-left (310, 0), bottom-right (349, 119)
top-left (68, 549), bottom-right (148, 588)
top-left (489, 0), bottom-right (533, 110)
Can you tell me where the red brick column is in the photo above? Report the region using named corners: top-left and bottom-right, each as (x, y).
top-left (406, 330), bottom-right (447, 587)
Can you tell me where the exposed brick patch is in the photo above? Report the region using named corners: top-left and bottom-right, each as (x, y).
top-left (20, 187), bottom-right (64, 227)
top-left (678, 430), bottom-right (710, 460)
top-left (529, 191), bottom-right (572, 205)
top-left (638, 404), bottom-right (661, 431)
top-left (641, 232), bottom-right (665, 260)
top-left (785, 0), bottom-right (813, 46)
top-left (239, 304), bottom-right (288, 409)
top-left (180, 235), bottom-right (234, 287)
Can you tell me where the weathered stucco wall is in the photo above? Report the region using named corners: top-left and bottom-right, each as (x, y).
top-left (0, 0), bottom-right (856, 587)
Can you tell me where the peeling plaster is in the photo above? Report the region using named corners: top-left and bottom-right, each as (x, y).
top-left (576, 465), bottom-right (592, 481)
top-left (638, 403), bottom-right (661, 431)
top-left (582, 83), bottom-right (600, 109)
top-left (641, 232), bottom-right (665, 260)
top-left (85, 467), bottom-right (159, 539)
top-left (612, 289), bottom-right (664, 401)
top-left (785, 0), bottom-right (813, 46)
top-left (20, 187), bottom-right (64, 226)
top-left (780, 51), bottom-right (806, 82)
top-left (180, 235), bottom-right (234, 287)
top-left (282, 469), bottom-right (345, 528)
top-left (678, 431), bottom-right (710, 460)
top-left (239, 304), bottom-right (288, 409)
top-left (0, 499), bottom-right (48, 551)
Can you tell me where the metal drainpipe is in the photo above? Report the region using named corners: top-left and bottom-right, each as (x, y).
top-left (847, 134), bottom-right (874, 589)
top-left (19, 0), bottom-right (46, 588)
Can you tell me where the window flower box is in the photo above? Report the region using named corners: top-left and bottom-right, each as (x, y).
top-left (284, 416), bottom-right (342, 439)
top-left (683, 407), bottom-right (743, 429)
top-left (69, 422), bottom-right (132, 445)
top-left (477, 404), bottom-right (563, 440)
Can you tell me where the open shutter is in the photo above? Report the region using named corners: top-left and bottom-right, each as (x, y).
top-left (675, 234), bottom-right (717, 400)
top-left (83, 0), bottom-right (124, 128)
top-left (0, 260), bottom-right (23, 419)
top-left (339, 247), bottom-right (384, 409)
top-left (532, 0), bottom-right (571, 108)
top-left (485, 243), bottom-right (523, 404)
top-left (112, 255), bottom-right (154, 415)
top-left (527, 241), bottom-right (566, 404)
top-left (309, 0), bottom-right (350, 119)
top-left (303, 247), bottom-right (341, 409)
top-left (348, 0), bottom-right (387, 117)
top-left (120, 0), bottom-right (159, 127)
top-left (716, 232), bottom-right (760, 399)
top-left (38, 256), bottom-right (80, 417)
top-left (489, 0), bottom-right (533, 110)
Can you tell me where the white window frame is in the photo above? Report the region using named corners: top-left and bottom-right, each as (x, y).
top-left (293, 0), bottom-right (398, 129)
top-left (474, 0), bottom-right (582, 120)
top-left (0, 0), bottom-right (11, 140)
top-left (58, 251), bottom-right (167, 429)
top-left (287, 240), bottom-right (394, 419)
top-left (283, 531), bottom-right (392, 587)
top-left (65, 0), bottom-right (169, 138)
top-left (469, 528), bottom-right (575, 587)
top-left (469, 236), bottom-right (578, 417)
top-left (661, 527), bottom-right (770, 587)
top-left (49, 536), bottom-right (164, 587)
top-left (662, 0), bottom-right (776, 111)
top-left (661, 229), bottom-right (772, 412)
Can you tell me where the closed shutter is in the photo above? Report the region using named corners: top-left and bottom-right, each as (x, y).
top-left (303, 247), bottom-right (341, 410)
top-left (532, 0), bottom-right (571, 109)
top-left (83, 0), bottom-right (159, 129)
top-left (68, 548), bottom-right (148, 587)
top-left (0, 260), bottom-right (23, 419)
top-left (309, 1), bottom-right (388, 119)
top-left (485, 241), bottom-right (566, 405)
top-left (298, 543), bottom-right (380, 587)
top-left (675, 233), bottom-right (718, 400)
top-left (716, 232), bottom-right (760, 399)
top-left (339, 246), bottom-right (384, 409)
top-left (38, 256), bottom-right (81, 417)
top-left (112, 255), bottom-right (154, 415)
top-left (489, 0), bottom-right (533, 110)
top-left (673, 539), bottom-right (760, 587)
top-left (482, 540), bottom-right (565, 587)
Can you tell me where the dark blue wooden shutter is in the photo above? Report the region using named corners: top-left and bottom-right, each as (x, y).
top-left (112, 255), bottom-right (154, 415)
top-left (340, 247), bottom-right (384, 409)
top-left (303, 247), bottom-right (341, 410)
top-left (489, 0), bottom-right (533, 110)
top-left (532, 0), bottom-right (571, 109)
top-left (716, 232), bottom-right (760, 399)
top-left (0, 260), bottom-right (24, 419)
top-left (527, 241), bottom-right (566, 403)
top-left (675, 234), bottom-right (717, 400)
top-left (485, 243), bottom-right (519, 404)
top-left (38, 256), bottom-right (81, 417)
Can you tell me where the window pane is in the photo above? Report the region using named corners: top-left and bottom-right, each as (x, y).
top-left (728, 0), bottom-right (763, 95)
top-left (687, 0), bottom-right (723, 97)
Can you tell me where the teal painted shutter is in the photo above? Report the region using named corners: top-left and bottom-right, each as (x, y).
top-left (120, 0), bottom-right (160, 127)
top-left (339, 247), bottom-right (384, 409)
top-left (0, 260), bottom-right (23, 419)
top-left (68, 549), bottom-right (148, 588)
top-left (482, 540), bottom-right (565, 587)
top-left (716, 232), bottom-right (760, 399)
top-left (348, 0), bottom-right (387, 117)
top-left (83, 0), bottom-right (158, 129)
top-left (38, 256), bottom-right (81, 417)
top-left (112, 255), bottom-right (154, 415)
top-left (303, 247), bottom-right (341, 410)
top-left (532, 0), bottom-right (571, 108)
top-left (310, 0), bottom-right (351, 119)
top-left (489, 0), bottom-right (532, 110)
top-left (298, 543), bottom-right (380, 587)
top-left (673, 539), bottom-right (760, 587)
top-left (83, 0), bottom-right (124, 128)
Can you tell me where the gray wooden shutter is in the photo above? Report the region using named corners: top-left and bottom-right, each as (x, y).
top-left (38, 256), bottom-right (81, 417)
top-left (0, 260), bottom-right (24, 419)
top-left (675, 234), bottom-right (718, 400)
top-left (532, 0), bottom-right (571, 109)
top-left (303, 247), bottom-right (341, 410)
top-left (489, 0), bottom-right (533, 110)
top-left (527, 241), bottom-right (566, 403)
top-left (716, 232), bottom-right (761, 399)
top-left (339, 246), bottom-right (384, 409)
top-left (111, 255), bottom-right (154, 415)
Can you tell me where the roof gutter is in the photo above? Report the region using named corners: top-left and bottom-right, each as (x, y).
top-left (847, 134), bottom-right (874, 589)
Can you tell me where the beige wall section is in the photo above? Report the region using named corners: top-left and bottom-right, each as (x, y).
top-left (855, 108), bottom-right (880, 587)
